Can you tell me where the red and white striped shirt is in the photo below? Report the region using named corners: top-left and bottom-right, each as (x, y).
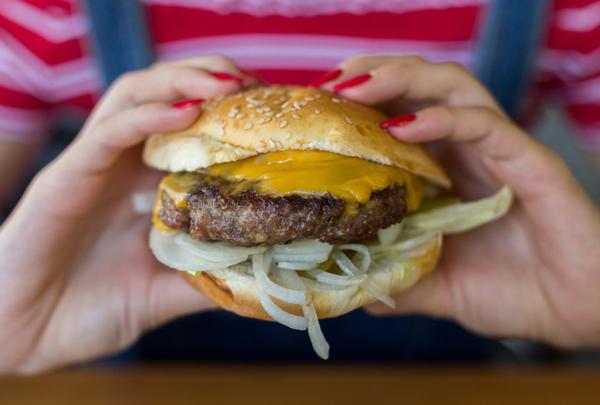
top-left (1, 0), bottom-right (600, 149)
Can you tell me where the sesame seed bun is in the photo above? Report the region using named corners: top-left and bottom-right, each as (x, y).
top-left (143, 86), bottom-right (451, 188)
top-left (180, 230), bottom-right (442, 320)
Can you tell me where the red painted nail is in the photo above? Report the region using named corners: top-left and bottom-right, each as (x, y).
top-left (171, 98), bottom-right (204, 109)
top-left (380, 114), bottom-right (417, 129)
top-left (308, 69), bottom-right (343, 87)
top-left (333, 73), bottom-right (372, 92)
top-left (211, 71), bottom-right (243, 83)
top-left (240, 69), bottom-right (268, 84)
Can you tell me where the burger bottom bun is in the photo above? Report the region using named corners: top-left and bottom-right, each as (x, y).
top-left (182, 236), bottom-right (442, 320)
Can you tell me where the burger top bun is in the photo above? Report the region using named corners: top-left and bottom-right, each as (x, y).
top-left (143, 86), bottom-right (451, 188)
top-left (182, 233), bottom-right (441, 320)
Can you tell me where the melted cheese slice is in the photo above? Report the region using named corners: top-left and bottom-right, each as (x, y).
top-left (209, 150), bottom-right (422, 211)
top-left (155, 151), bottom-right (422, 231)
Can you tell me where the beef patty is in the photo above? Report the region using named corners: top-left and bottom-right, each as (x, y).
top-left (158, 172), bottom-right (407, 246)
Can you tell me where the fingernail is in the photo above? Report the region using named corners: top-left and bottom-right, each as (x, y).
top-left (171, 98), bottom-right (204, 109)
top-left (380, 114), bottom-right (417, 129)
top-left (211, 71), bottom-right (244, 83)
top-left (240, 69), bottom-right (268, 84)
top-left (333, 73), bottom-right (372, 92)
top-left (308, 68), bottom-right (343, 87)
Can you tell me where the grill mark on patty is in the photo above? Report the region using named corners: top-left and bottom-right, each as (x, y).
top-left (158, 172), bottom-right (407, 246)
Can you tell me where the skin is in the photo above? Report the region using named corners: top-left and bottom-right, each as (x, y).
top-left (0, 140), bottom-right (45, 211)
top-left (0, 54), bottom-right (599, 373)
top-left (0, 56), bottom-right (253, 374)
top-left (322, 56), bottom-right (600, 348)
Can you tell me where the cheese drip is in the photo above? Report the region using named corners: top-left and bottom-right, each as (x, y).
top-left (208, 151), bottom-right (422, 212)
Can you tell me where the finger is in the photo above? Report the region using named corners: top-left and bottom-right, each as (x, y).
top-left (88, 65), bottom-right (244, 125)
top-left (153, 55), bottom-right (257, 85)
top-left (366, 270), bottom-right (453, 319)
top-left (152, 55), bottom-right (240, 73)
top-left (382, 105), bottom-right (575, 200)
top-left (144, 268), bottom-right (215, 331)
top-left (312, 55), bottom-right (409, 87)
top-left (327, 57), bottom-right (503, 114)
top-left (62, 101), bottom-right (202, 177)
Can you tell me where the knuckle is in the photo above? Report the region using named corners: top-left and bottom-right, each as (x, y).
top-left (191, 54), bottom-right (238, 71)
top-left (439, 61), bottom-right (470, 75)
top-left (109, 70), bottom-right (149, 96)
top-left (340, 54), bottom-right (386, 69)
top-left (424, 105), bottom-right (453, 120)
top-left (113, 70), bottom-right (143, 87)
top-left (399, 55), bottom-right (427, 65)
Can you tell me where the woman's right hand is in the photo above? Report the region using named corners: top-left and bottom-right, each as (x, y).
top-left (0, 55), bottom-right (254, 374)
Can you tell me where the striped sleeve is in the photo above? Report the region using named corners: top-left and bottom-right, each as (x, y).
top-left (0, 30), bottom-right (51, 142)
top-left (543, 0), bottom-right (600, 150)
top-left (0, 0), bottom-right (96, 143)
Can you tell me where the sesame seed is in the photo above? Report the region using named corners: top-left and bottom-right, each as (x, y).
top-left (293, 101), bottom-right (302, 110)
top-left (280, 120), bottom-right (288, 128)
top-left (344, 116), bottom-right (353, 125)
top-left (265, 111), bottom-right (274, 117)
top-left (257, 117), bottom-right (271, 125)
top-left (314, 94), bottom-right (322, 98)
top-left (249, 113), bottom-right (256, 118)
top-left (304, 97), bottom-right (314, 102)
top-left (236, 113), bottom-right (246, 119)
top-left (299, 101), bottom-right (307, 107)
top-left (332, 98), bottom-right (341, 103)
top-left (314, 109), bottom-right (321, 114)
top-left (292, 113), bottom-right (301, 120)
top-left (275, 112), bottom-right (284, 118)
top-left (243, 122), bottom-right (253, 130)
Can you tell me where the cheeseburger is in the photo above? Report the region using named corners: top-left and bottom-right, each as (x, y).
top-left (143, 86), bottom-right (511, 359)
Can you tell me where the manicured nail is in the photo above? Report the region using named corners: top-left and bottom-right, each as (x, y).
top-left (240, 69), bottom-right (268, 84)
top-left (211, 71), bottom-right (244, 83)
top-left (308, 69), bottom-right (343, 87)
top-left (380, 114), bottom-right (417, 129)
top-left (333, 73), bottom-right (372, 92)
top-left (171, 98), bottom-right (204, 109)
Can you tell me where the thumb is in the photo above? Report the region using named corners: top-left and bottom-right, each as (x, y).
top-left (144, 266), bottom-right (216, 331)
top-left (366, 267), bottom-right (454, 319)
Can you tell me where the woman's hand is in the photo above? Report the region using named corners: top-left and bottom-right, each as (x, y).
top-left (0, 56), bottom-right (253, 373)
top-left (317, 56), bottom-right (600, 348)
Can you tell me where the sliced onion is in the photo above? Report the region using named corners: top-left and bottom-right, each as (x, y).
top-left (363, 280), bottom-right (396, 309)
top-left (253, 254), bottom-right (306, 305)
top-left (278, 268), bottom-right (307, 290)
top-left (338, 244), bottom-right (371, 273)
top-left (391, 232), bottom-right (437, 252)
top-left (304, 303), bottom-right (330, 360)
top-left (377, 222), bottom-right (403, 245)
top-left (272, 239), bottom-right (333, 264)
top-left (150, 227), bottom-right (243, 272)
top-left (175, 232), bottom-right (266, 261)
top-left (277, 261), bottom-right (319, 270)
top-left (308, 269), bottom-right (366, 286)
top-left (132, 190), bottom-right (157, 214)
top-left (332, 251), bottom-right (361, 276)
top-left (279, 269), bottom-right (330, 360)
top-left (404, 186), bottom-right (512, 234)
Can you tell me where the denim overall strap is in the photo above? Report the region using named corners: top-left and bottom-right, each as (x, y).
top-left (82, 0), bottom-right (155, 88)
top-left (473, 0), bottom-right (551, 118)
